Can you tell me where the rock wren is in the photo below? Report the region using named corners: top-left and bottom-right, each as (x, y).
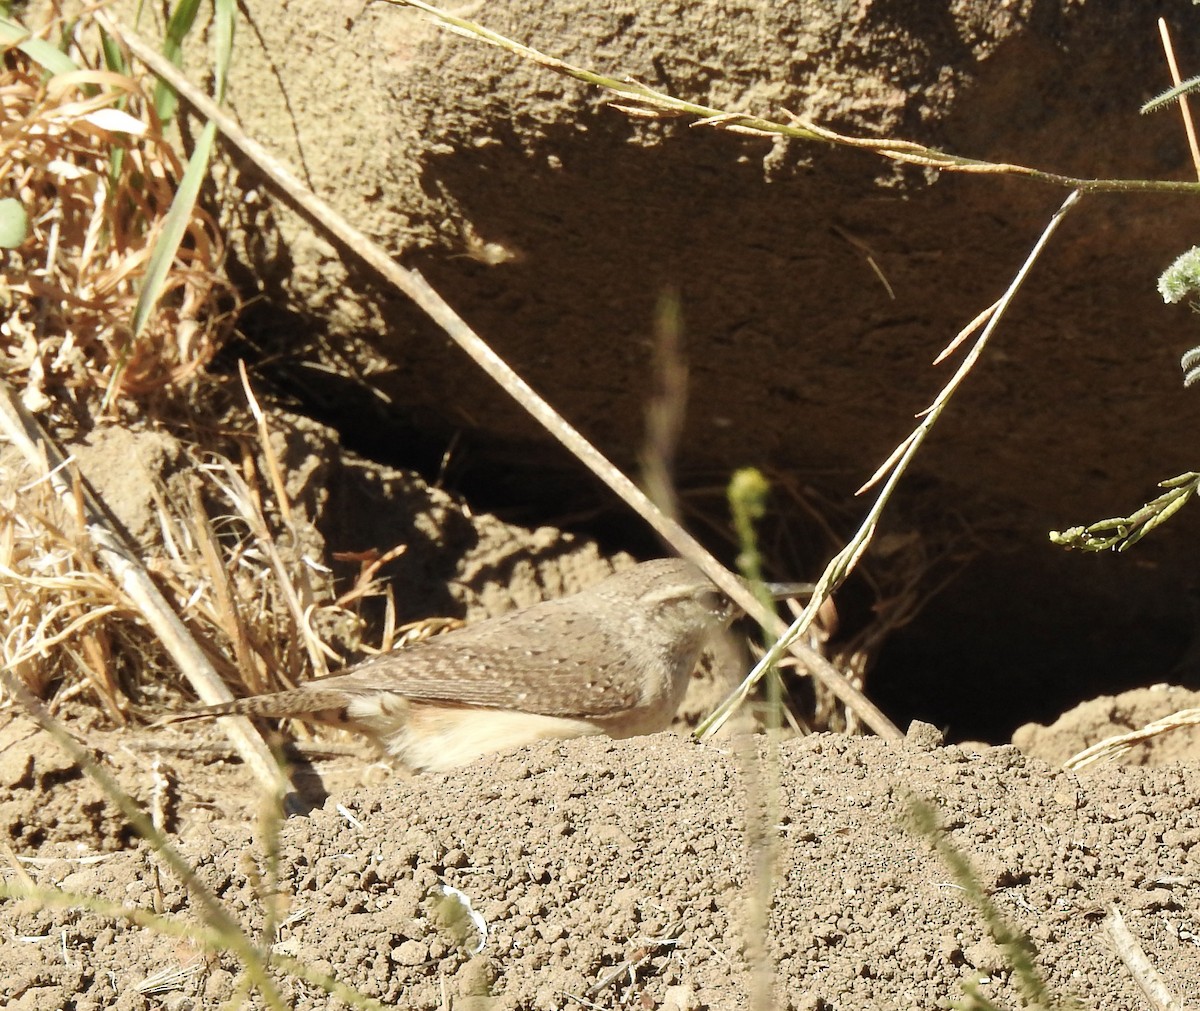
top-left (182, 558), bottom-right (809, 772)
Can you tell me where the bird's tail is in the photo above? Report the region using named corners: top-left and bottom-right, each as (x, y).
top-left (157, 687), bottom-right (353, 726)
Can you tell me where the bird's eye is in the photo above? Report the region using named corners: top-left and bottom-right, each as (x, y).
top-left (697, 590), bottom-right (729, 614)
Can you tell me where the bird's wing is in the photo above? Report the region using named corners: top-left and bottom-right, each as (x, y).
top-left (313, 602), bottom-right (643, 719)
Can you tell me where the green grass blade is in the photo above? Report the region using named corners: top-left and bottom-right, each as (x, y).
top-left (153, 0), bottom-right (203, 123)
top-left (132, 118), bottom-right (216, 338)
top-left (0, 15), bottom-right (79, 75)
top-left (1141, 75), bottom-right (1200, 115)
top-left (212, 0), bottom-right (235, 103)
top-left (99, 25), bottom-right (127, 73)
top-left (106, 118), bottom-right (217, 405)
top-left (97, 28), bottom-right (132, 193)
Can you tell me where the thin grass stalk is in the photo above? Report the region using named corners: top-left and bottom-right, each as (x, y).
top-left (698, 189), bottom-right (1083, 739)
top-left (0, 878), bottom-right (388, 1010)
top-left (1064, 708), bottom-right (1200, 771)
top-left (392, 0), bottom-right (1199, 196)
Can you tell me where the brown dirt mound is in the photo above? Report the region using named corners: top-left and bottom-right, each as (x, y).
top-left (2, 726), bottom-right (1195, 1009)
top-left (1014, 683), bottom-right (1200, 767)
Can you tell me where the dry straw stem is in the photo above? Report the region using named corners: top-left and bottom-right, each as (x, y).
top-left (1063, 707), bottom-right (1200, 771)
top-left (1104, 905), bottom-right (1183, 1011)
top-left (701, 189), bottom-right (1082, 740)
top-left (393, 0), bottom-right (1199, 196)
top-left (1156, 18), bottom-right (1200, 184)
top-left (0, 14), bottom-right (231, 409)
top-left (95, 11), bottom-right (902, 742)
top-left (0, 376), bottom-right (287, 795)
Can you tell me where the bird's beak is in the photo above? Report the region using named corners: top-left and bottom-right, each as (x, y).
top-left (762, 580), bottom-right (817, 601)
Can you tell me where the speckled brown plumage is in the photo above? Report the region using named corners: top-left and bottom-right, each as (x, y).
top-left (180, 559), bottom-right (806, 772)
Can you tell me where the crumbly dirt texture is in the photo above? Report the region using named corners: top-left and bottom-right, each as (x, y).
top-left (2, 722), bottom-right (1197, 1010)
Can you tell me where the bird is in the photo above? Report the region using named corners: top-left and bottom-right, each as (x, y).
top-left (176, 558), bottom-right (809, 772)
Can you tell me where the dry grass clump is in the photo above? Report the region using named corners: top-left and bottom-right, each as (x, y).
top-left (0, 4), bottom-right (405, 734)
top-left (0, 417), bottom-right (380, 719)
top-left (0, 10), bottom-right (317, 720)
top-left (1, 10), bottom-right (232, 413)
top-left (148, 443), bottom-right (359, 700)
top-left (0, 448), bottom-right (140, 720)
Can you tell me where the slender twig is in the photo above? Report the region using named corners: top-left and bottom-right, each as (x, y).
top-left (1104, 906), bottom-right (1182, 1011)
top-left (582, 921), bottom-right (684, 999)
top-left (95, 11), bottom-right (902, 741)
